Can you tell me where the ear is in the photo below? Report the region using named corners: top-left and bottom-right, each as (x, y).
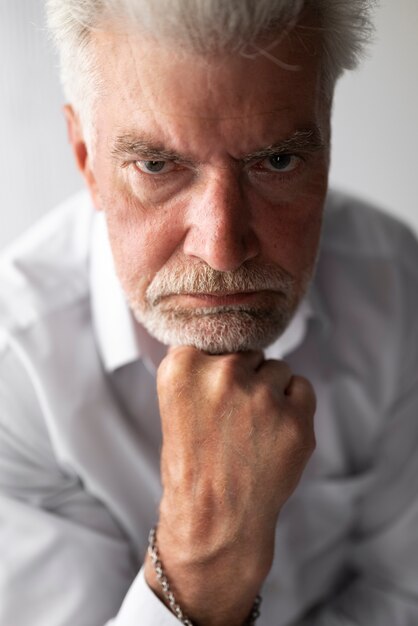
top-left (64, 105), bottom-right (101, 210)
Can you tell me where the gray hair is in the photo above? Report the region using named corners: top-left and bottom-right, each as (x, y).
top-left (46, 0), bottom-right (375, 119)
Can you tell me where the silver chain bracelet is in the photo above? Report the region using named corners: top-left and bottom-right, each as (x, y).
top-left (148, 526), bottom-right (262, 626)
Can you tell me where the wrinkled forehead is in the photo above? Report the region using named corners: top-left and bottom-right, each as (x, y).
top-left (83, 17), bottom-right (331, 163)
top-left (90, 19), bottom-right (326, 118)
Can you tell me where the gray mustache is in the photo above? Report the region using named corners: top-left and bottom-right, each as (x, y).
top-left (146, 261), bottom-right (295, 306)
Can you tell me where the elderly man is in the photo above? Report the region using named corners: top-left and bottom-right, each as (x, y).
top-left (1, 1), bottom-right (418, 625)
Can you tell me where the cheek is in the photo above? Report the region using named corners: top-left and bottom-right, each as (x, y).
top-left (256, 186), bottom-right (326, 276)
top-left (102, 187), bottom-right (184, 295)
top-left (248, 154), bottom-right (328, 272)
top-left (92, 139), bottom-right (186, 295)
top-left (277, 210), bottom-right (322, 269)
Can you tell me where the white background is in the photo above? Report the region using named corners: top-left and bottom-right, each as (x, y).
top-left (0, 0), bottom-right (417, 250)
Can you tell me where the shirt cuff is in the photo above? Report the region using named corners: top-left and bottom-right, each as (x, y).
top-left (106, 566), bottom-right (180, 626)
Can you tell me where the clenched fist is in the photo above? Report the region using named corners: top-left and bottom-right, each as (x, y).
top-left (145, 346), bottom-right (316, 626)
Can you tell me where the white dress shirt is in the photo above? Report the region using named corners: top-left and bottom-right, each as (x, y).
top-left (0, 190), bottom-right (417, 626)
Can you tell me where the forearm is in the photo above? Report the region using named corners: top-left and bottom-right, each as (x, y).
top-left (150, 347), bottom-right (315, 626)
top-left (144, 540), bottom-right (264, 626)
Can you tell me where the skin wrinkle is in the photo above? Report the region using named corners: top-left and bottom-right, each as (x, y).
top-left (111, 128), bottom-right (325, 167)
top-left (97, 23), bottom-right (319, 121)
top-left (52, 2), bottom-right (373, 128)
top-left (125, 106), bottom-right (297, 122)
top-left (71, 25), bottom-right (330, 353)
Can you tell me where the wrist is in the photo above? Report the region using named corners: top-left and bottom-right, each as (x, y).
top-left (145, 526), bottom-right (264, 626)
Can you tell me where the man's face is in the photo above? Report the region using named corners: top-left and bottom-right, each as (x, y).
top-left (75, 25), bottom-right (330, 353)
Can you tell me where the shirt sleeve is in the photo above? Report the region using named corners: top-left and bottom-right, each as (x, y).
top-left (295, 243), bottom-right (418, 625)
top-left (0, 338), bottom-right (177, 626)
top-left (105, 568), bottom-right (180, 626)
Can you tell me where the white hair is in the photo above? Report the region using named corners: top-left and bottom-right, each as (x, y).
top-left (46, 0), bottom-right (375, 121)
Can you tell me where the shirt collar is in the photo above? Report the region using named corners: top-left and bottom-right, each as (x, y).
top-left (90, 211), bottom-right (166, 374)
top-left (90, 211), bottom-right (328, 374)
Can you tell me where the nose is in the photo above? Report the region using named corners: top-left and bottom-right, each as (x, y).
top-left (182, 171), bottom-right (260, 272)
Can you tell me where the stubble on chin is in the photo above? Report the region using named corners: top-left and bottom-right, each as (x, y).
top-left (126, 259), bottom-right (310, 354)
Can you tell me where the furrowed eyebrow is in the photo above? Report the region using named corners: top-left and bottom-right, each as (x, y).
top-left (241, 129), bottom-right (325, 163)
top-left (111, 127), bottom-right (325, 165)
top-left (112, 136), bottom-right (191, 164)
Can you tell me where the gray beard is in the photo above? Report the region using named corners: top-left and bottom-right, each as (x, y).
top-left (127, 259), bottom-right (308, 354)
top-left (132, 301), bottom-right (295, 354)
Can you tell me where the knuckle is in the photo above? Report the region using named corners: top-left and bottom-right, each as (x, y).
top-left (254, 381), bottom-right (276, 408)
top-left (296, 374), bottom-right (315, 396)
top-left (157, 354), bottom-right (179, 384)
top-left (277, 360), bottom-right (293, 379)
top-left (293, 375), bottom-right (317, 413)
top-left (211, 366), bottom-right (233, 395)
top-left (265, 359), bottom-right (293, 381)
top-left (217, 353), bottom-right (240, 371)
top-left (159, 346), bottom-right (197, 377)
top-left (213, 354), bottom-right (245, 388)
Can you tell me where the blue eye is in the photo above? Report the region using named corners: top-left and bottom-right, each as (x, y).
top-left (135, 160), bottom-right (174, 174)
top-left (265, 154), bottom-right (298, 172)
top-left (145, 161), bottom-right (165, 173)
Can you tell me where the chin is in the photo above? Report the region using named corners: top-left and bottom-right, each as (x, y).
top-left (133, 306), bottom-right (295, 354)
